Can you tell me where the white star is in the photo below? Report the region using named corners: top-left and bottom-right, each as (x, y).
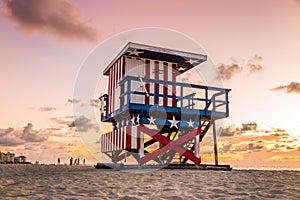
top-left (131, 116), bottom-right (136, 125)
top-left (136, 114), bottom-right (140, 124)
top-left (127, 49), bottom-right (144, 56)
top-left (187, 119), bottom-right (194, 127)
top-left (177, 67), bottom-right (186, 72)
top-left (168, 116), bottom-right (180, 129)
top-left (147, 116), bottom-right (156, 125)
top-left (185, 59), bottom-right (199, 65)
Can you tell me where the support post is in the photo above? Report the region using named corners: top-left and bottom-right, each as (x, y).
top-left (139, 131), bottom-right (144, 158)
top-left (195, 134), bottom-right (200, 158)
top-left (212, 119), bottom-right (218, 165)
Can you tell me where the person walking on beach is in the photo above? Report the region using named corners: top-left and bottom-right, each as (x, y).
top-left (83, 159), bottom-right (85, 165)
top-left (77, 158), bottom-right (80, 165)
top-left (58, 157), bottom-right (60, 165)
top-left (70, 157), bottom-right (73, 165)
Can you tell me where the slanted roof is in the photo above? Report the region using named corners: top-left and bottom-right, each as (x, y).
top-left (103, 42), bottom-right (207, 75)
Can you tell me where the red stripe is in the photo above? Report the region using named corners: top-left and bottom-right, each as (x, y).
top-left (154, 61), bottom-right (159, 104)
top-left (126, 126), bottom-right (131, 149)
top-left (111, 67), bottom-right (114, 113)
top-left (145, 60), bottom-right (150, 104)
top-left (104, 134), bottom-right (106, 152)
top-left (116, 59), bottom-right (120, 85)
top-left (108, 68), bottom-right (111, 114)
top-left (118, 58), bottom-right (122, 81)
top-left (101, 135), bottom-right (103, 152)
top-left (172, 63), bottom-right (177, 107)
top-left (102, 135), bottom-right (105, 152)
top-left (111, 132), bottom-right (113, 152)
top-left (115, 129), bottom-right (117, 150)
top-left (118, 128), bottom-right (121, 150)
top-left (103, 134), bottom-right (105, 152)
top-left (107, 133), bottom-right (109, 152)
top-left (109, 132), bottom-right (111, 151)
top-left (122, 56), bottom-right (125, 78)
top-left (120, 128), bottom-right (123, 149)
top-left (163, 62), bottom-right (168, 106)
top-left (137, 126), bottom-right (140, 149)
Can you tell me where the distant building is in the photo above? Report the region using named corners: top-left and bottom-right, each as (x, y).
top-left (4, 152), bottom-right (15, 163)
top-left (14, 155), bottom-right (26, 163)
top-left (0, 152), bottom-right (28, 164)
top-left (0, 152), bottom-right (5, 162)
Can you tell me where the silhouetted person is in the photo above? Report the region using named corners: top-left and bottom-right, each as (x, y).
top-left (83, 159), bottom-right (85, 165)
top-left (58, 157), bottom-right (60, 165)
top-left (77, 158), bottom-right (80, 165)
top-left (70, 157), bottom-right (73, 165)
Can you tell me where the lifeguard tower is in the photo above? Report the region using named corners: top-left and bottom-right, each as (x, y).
top-left (99, 42), bottom-right (231, 168)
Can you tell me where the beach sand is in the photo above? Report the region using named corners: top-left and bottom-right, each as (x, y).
top-left (0, 165), bottom-right (299, 200)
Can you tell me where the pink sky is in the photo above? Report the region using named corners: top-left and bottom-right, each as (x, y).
top-left (0, 0), bottom-right (299, 168)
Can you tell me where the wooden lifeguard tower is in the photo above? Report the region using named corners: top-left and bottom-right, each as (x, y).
top-left (99, 42), bottom-right (231, 168)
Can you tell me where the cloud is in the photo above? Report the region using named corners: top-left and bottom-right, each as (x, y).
top-left (270, 81), bottom-right (300, 94)
top-left (216, 55), bottom-right (263, 80)
top-left (90, 99), bottom-right (100, 108)
top-left (0, 127), bottom-right (25, 146)
top-left (2, 0), bottom-right (99, 43)
top-left (21, 123), bottom-right (48, 142)
top-left (239, 122), bottom-right (258, 132)
top-left (69, 115), bottom-right (96, 132)
top-left (0, 123), bottom-right (48, 146)
top-left (247, 54), bottom-right (263, 73)
top-left (39, 107), bottom-right (56, 112)
top-left (216, 63), bottom-right (242, 80)
top-left (248, 142), bottom-right (263, 151)
top-left (219, 143), bottom-right (232, 153)
top-left (66, 98), bottom-right (80, 105)
top-left (220, 123), bottom-right (258, 137)
top-left (220, 125), bottom-right (237, 137)
top-left (248, 64), bottom-right (263, 73)
top-left (50, 116), bottom-right (74, 126)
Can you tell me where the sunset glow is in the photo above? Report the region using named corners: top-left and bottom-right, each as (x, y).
top-left (0, 0), bottom-right (299, 169)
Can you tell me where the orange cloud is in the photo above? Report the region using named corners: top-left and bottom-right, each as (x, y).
top-left (270, 81), bottom-right (300, 94)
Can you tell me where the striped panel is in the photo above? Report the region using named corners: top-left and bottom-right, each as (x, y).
top-left (100, 126), bottom-right (141, 152)
top-left (107, 57), bottom-right (125, 115)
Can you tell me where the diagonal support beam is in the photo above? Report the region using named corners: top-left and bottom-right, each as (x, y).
top-left (139, 125), bottom-right (201, 165)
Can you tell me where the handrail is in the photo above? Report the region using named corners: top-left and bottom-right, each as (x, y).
top-left (101, 75), bottom-right (230, 121)
top-left (119, 75), bottom-right (231, 93)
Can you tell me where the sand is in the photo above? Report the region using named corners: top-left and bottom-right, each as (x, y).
top-left (0, 165), bottom-right (299, 200)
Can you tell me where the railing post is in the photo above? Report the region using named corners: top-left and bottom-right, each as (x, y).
top-left (212, 119), bottom-right (218, 165)
top-left (205, 88), bottom-right (208, 115)
top-left (180, 85), bottom-right (183, 108)
top-left (225, 90), bottom-right (229, 116)
top-left (120, 82), bottom-right (124, 109)
top-left (127, 78), bottom-right (131, 105)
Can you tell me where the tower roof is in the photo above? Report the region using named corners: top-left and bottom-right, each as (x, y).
top-left (103, 42), bottom-right (207, 75)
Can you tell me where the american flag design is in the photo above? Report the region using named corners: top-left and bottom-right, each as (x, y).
top-left (107, 56), bottom-right (125, 115)
top-left (101, 125), bottom-right (141, 152)
top-left (107, 56), bottom-right (177, 116)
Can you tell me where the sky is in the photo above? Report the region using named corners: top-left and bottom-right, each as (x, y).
top-left (0, 0), bottom-right (299, 169)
